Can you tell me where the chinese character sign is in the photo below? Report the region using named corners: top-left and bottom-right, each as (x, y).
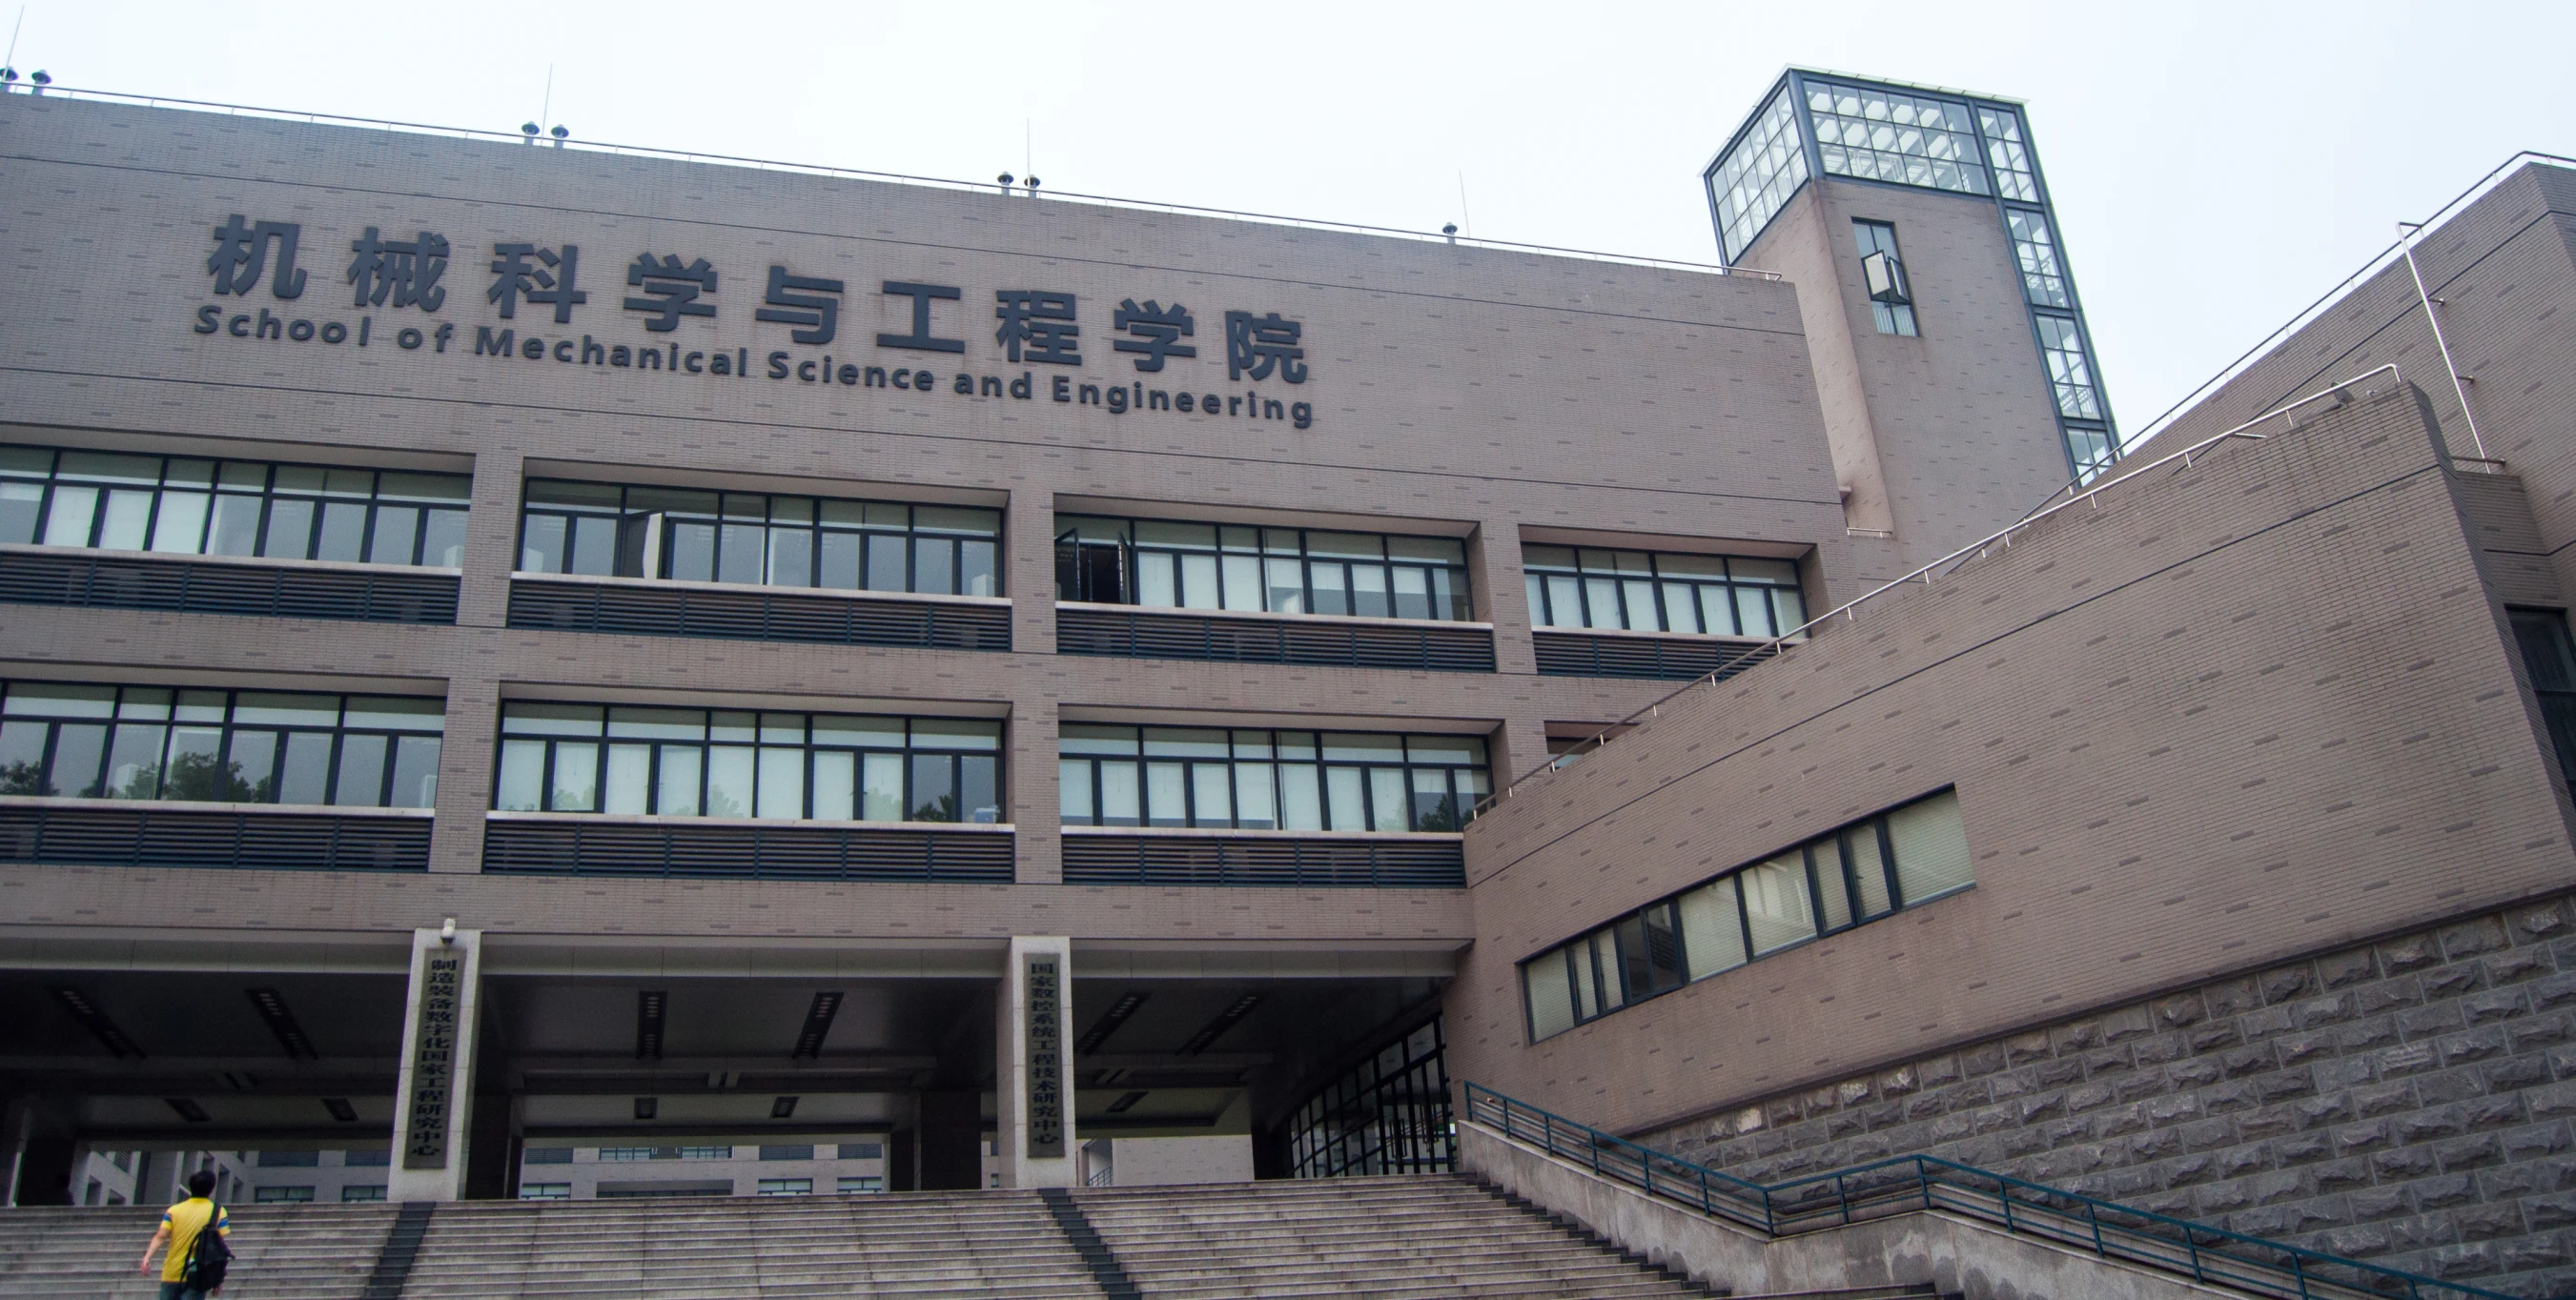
top-left (208, 216), bottom-right (308, 299)
top-left (402, 953), bottom-right (465, 1170)
top-left (1024, 955), bottom-right (1066, 1158)
top-left (347, 229), bottom-right (450, 312)
top-left (995, 291), bottom-right (1080, 365)
top-left (1225, 311), bottom-right (1308, 383)
top-left (1113, 299), bottom-right (1196, 372)
top-left (488, 243), bottom-right (586, 323)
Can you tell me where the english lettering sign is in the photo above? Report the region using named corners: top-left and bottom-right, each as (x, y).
top-left (189, 214), bottom-right (1320, 429)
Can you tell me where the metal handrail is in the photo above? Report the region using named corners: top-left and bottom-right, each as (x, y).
top-left (3, 85), bottom-right (1775, 279)
top-left (1482, 363), bottom-right (2401, 807)
top-left (1463, 1083), bottom-right (2513, 1300)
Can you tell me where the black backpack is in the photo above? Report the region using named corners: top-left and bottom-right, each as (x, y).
top-left (181, 1200), bottom-right (233, 1290)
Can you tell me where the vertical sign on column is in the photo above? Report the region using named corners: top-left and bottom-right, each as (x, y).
top-left (1025, 955), bottom-right (1065, 1158)
top-left (402, 951), bottom-right (464, 1169)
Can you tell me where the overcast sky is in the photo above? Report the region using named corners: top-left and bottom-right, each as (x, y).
top-left (8, 1), bottom-right (2573, 438)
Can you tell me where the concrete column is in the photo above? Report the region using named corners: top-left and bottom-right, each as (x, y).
top-left (1470, 521), bottom-right (1539, 676)
top-left (1009, 487), bottom-right (1058, 655)
top-left (428, 671), bottom-right (499, 873)
top-left (996, 935), bottom-right (1076, 1188)
top-left (1012, 699), bottom-right (1061, 884)
top-left (387, 924), bottom-right (483, 1202)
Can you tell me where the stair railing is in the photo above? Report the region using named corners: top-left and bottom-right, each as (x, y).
top-left (1462, 1082), bottom-right (2515, 1300)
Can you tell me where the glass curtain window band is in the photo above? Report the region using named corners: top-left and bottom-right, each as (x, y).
top-left (0, 680), bottom-right (443, 806)
top-left (1522, 790), bottom-right (1971, 1041)
top-left (492, 702), bottom-right (1002, 823)
top-left (519, 479), bottom-right (1000, 598)
top-left (1287, 1018), bottom-right (1453, 1179)
top-left (1057, 725), bottom-right (1490, 832)
top-left (1522, 547), bottom-right (1805, 638)
top-left (1707, 85), bottom-right (1811, 264)
top-left (0, 445), bottom-right (469, 567)
top-left (1054, 516), bottom-right (1470, 621)
top-left (1803, 79), bottom-right (1990, 197)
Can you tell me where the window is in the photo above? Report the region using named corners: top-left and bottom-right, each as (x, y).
top-left (521, 1148), bottom-right (574, 1166)
top-left (519, 1183), bottom-right (572, 1200)
top-left (1287, 1019), bottom-right (1452, 1178)
top-left (1851, 221), bottom-right (1917, 336)
top-left (342, 1149), bottom-right (391, 1167)
top-left (756, 1178), bottom-right (813, 1195)
top-left (676, 1146), bottom-right (732, 1160)
top-left (595, 1148), bottom-right (654, 1162)
top-left (0, 681), bottom-right (442, 806)
top-left (0, 445), bottom-right (467, 566)
top-left (759, 1145), bottom-right (815, 1161)
top-left (2063, 423), bottom-right (2117, 483)
top-left (519, 479), bottom-right (998, 598)
top-left (1523, 790), bottom-right (1970, 1041)
top-left (835, 1143), bottom-right (885, 1160)
top-left (253, 1186), bottom-right (315, 1203)
top-left (2034, 314), bottom-right (2105, 421)
top-left (2511, 609), bottom-right (2576, 791)
top-left (1053, 516), bottom-right (1469, 621)
top-left (1804, 79), bottom-right (1989, 196)
top-left (1976, 106), bottom-right (2040, 202)
top-left (1707, 85), bottom-right (1812, 263)
top-left (1521, 547), bottom-right (1806, 638)
top-left (1059, 726), bottom-right (1490, 832)
top-left (256, 1150), bottom-right (319, 1168)
top-left (340, 1185), bottom-right (387, 1202)
top-left (2005, 210), bottom-right (2070, 309)
top-left (836, 1175), bottom-right (885, 1194)
top-left (493, 703), bottom-right (1001, 824)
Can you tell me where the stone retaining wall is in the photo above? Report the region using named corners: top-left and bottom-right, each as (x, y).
top-left (1639, 894), bottom-right (2576, 1298)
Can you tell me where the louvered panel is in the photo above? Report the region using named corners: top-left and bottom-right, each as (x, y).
top-left (1059, 834), bottom-right (1464, 888)
top-left (1053, 607), bottom-right (1494, 673)
top-left (0, 551), bottom-right (456, 624)
top-left (480, 819), bottom-right (1013, 882)
top-left (1531, 630), bottom-right (1780, 681)
top-left (506, 578), bottom-right (1009, 651)
top-left (0, 805), bottom-right (430, 871)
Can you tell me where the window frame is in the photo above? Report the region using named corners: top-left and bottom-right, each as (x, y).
top-left (0, 444), bottom-right (469, 568)
top-left (0, 680), bottom-right (444, 808)
top-left (490, 702), bottom-right (1004, 824)
top-left (517, 477), bottom-right (1002, 599)
top-left (1056, 725), bottom-right (1490, 833)
top-left (1053, 515), bottom-right (1472, 622)
top-left (1521, 789), bottom-right (1970, 1042)
top-left (1852, 220), bottom-right (1919, 336)
top-left (1520, 546), bottom-right (1807, 638)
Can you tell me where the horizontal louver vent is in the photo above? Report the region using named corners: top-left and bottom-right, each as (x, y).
top-left (1060, 834), bottom-right (1465, 888)
top-left (1531, 631), bottom-right (1780, 681)
top-left (0, 805), bottom-right (431, 871)
top-left (482, 819), bottom-right (1014, 883)
top-left (0, 551), bottom-right (459, 624)
top-left (1056, 607), bottom-right (1494, 672)
top-left (508, 578), bottom-right (1011, 651)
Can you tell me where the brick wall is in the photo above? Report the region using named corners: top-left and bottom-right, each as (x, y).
top-left (1641, 893), bottom-right (2576, 1297)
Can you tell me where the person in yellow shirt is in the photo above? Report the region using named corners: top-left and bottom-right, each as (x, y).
top-left (136, 1169), bottom-right (230, 1299)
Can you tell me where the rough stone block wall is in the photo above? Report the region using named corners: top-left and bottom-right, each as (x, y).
top-left (1641, 893), bottom-right (2576, 1297)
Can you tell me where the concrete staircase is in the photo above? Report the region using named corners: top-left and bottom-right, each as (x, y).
top-left (0, 1178), bottom-right (1951, 1298)
top-left (1077, 1175), bottom-right (1715, 1298)
top-left (0, 1202), bottom-right (394, 1298)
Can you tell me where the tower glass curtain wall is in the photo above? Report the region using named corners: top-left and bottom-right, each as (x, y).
top-left (1704, 71), bottom-right (2117, 481)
